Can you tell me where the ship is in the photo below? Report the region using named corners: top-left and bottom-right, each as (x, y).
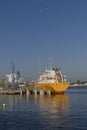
top-left (35, 67), bottom-right (70, 94)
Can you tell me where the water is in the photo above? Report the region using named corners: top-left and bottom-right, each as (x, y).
top-left (0, 87), bottom-right (87, 130)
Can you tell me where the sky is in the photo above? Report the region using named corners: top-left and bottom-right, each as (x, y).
top-left (0, 0), bottom-right (87, 82)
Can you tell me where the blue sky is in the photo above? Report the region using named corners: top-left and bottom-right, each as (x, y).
top-left (0, 0), bottom-right (87, 82)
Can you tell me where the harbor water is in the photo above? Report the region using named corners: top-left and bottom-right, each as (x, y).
top-left (0, 87), bottom-right (87, 130)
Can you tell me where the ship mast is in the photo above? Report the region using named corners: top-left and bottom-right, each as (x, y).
top-left (48, 57), bottom-right (54, 69)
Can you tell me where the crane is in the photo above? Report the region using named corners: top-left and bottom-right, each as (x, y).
top-left (11, 61), bottom-right (15, 86)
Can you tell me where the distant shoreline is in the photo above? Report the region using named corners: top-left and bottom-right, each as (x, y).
top-left (70, 84), bottom-right (87, 87)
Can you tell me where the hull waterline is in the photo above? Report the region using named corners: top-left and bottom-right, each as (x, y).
top-left (35, 82), bottom-right (70, 94)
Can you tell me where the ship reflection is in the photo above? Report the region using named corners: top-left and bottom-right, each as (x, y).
top-left (35, 95), bottom-right (70, 129)
top-left (1, 94), bottom-right (70, 115)
top-left (35, 94), bottom-right (70, 114)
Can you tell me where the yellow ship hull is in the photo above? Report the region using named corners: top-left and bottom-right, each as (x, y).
top-left (35, 82), bottom-right (70, 94)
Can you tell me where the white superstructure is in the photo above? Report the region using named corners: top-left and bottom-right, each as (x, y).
top-left (37, 68), bottom-right (66, 84)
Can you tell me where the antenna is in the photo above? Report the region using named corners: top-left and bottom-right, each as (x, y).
top-left (48, 57), bottom-right (54, 69)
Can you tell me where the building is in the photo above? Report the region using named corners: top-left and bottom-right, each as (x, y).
top-left (6, 73), bottom-right (18, 83)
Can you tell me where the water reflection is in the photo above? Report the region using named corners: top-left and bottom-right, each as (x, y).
top-left (34, 94), bottom-right (70, 129)
top-left (1, 88), bottom-right (87, 129)
top-left (0, 94), bottom-right (70, 114)
top-left (34, 94), bottom-right (70, 114)
top-left (0, 94), bottom-right (70, 129)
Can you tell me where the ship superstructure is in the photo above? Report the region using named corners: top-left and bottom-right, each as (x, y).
top-left (37, 68), bottom-right (66, 83)
top-left (35, 67), bottom-right (70, 94)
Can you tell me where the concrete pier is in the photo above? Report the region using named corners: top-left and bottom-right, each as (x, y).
top-left (47, 90), bottom-right (51, 95)
top-left (40, 90), bottom-right (44, 95)
top-left (20, 89), bottom-right (23, 95)
top-left (35, 90), bottom-right (37, 95)
top-left (26, 89), bottom-right (30, 95)
top-left (0, 89), bottom-right (22, 95)
top-left (0, 87), bottom-right (53, 95)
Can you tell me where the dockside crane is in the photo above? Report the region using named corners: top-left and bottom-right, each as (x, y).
top-left (11, 61), bottom-right (15, 87)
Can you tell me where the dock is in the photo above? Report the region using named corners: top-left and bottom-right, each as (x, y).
top-left (0, 86), bottom-right (52, 95)
top-left (0, 88), bottom-right (26, 95)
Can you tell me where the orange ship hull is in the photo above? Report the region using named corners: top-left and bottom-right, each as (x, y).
top-left (35, 82), bottom-right (70, 94)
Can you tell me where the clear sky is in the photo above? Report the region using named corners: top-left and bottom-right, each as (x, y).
top-left (0, 0), bottom-right (87, 82)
